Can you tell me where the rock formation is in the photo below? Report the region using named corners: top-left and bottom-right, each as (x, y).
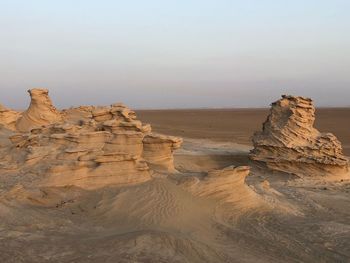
top-left (0, 104), bottom-right (21, 130)
top-left (0, 89), bottom-right (182, 189)
top-left (16, 89), bottom-right (63, 132)
top-left (250, 95), bottom-right (349, 176)
top-left (143, 133), bottom-right (183, 172)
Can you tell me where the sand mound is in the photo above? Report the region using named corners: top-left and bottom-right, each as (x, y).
top-left (250, 95), bottom-right (349, 177)
top-left (179, 166), bottom-right (258, 206)
top-left (0, 89), bottom-right (182, 189)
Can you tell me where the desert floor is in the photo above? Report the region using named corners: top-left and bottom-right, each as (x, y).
top-left (137, 108), bottom-right (350, 155)
top-left (1, 108), bottom-right (349, 262)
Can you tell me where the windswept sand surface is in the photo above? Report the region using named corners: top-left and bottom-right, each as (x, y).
top-left (137, 108), bottom-right (350, 155)
top-left (1, 103), bottom-right (349, 262)
top-left (2, 137), bottom-right (350, 262)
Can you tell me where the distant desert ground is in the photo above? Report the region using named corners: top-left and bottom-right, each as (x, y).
top-left (137, 108), bottom-right (350, 155)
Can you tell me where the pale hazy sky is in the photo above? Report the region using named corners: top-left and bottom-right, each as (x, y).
top-left (1, 0), bottom-right (349, 109)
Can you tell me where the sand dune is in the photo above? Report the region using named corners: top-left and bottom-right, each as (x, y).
top-left (0, 90), bottom-right (349, 262)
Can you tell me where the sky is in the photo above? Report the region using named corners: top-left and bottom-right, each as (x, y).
top-left (1, 0), bottom-right (349, 109)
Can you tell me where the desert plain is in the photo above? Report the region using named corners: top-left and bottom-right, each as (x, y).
top-left (0, 90), bottom-right (349, 263)
top-left (137, 107), bottom-right (350, 155)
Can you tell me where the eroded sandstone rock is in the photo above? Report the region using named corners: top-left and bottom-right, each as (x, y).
top-left (250, 95), bottom-right (349, 176)
top-left (0, 89), bottom-right (182, 189)
top-left (143, 133), bottom-right (183, 172)
top-left (16, 89), bottom-right (63, 132)
top-left (0, 104), bottom-right (21, 130)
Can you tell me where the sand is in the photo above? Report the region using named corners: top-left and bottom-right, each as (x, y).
top-left (0, 103), bottom-right (349, 262)
top-left (2, 137), bottom-right (349, 262)
top-left (137, 107), bottom-right (350, 155)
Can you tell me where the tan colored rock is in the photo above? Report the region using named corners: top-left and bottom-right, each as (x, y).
top-left (44, 153), bottom-right (150, 189)
top-left (143, 133), bottom-right (183, 172)
top-left (0, 123), bottom-right (152, 189)
top-left (0, 104), bottom-right (21, 130)
top-left (250, 95), bottom-right (349, 176)
top-left (103, 131), bottom-right (144, 156)
top-left (16, 89), bottom-right (63, 132)
top-left (0, 88), bottom-right (182, 189)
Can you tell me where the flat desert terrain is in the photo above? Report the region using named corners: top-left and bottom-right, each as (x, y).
top-left (137, 108), bottom-right (350, 155)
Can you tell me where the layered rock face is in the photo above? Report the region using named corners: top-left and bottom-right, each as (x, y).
top-left (0, 104), bottom-right (21, 130)
top-left (250, 95), bottom-right (349, 176)
top-left (143, 133), bottom-right (183, 172)
top-left (16, 89), bottom-right (63, 132)
top-left (0, 89), bottom-right (182, 189)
